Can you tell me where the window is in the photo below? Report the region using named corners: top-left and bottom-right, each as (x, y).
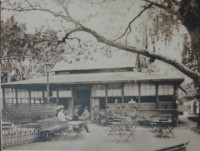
top-left (91, 84), bottom-right (106, 97)
top-left (19, 99), bottom-right (29, 104)
top-left (140, 83), bottom-right (155, 96)
top-left (18, 89), bottom-right (29, 99)
top-left (158, 84), bottom-right (173, 95)
top-left (31, 91), bottom-right (43, 98)
top-left (99, 98), bottom-right (106, 109)
top-left (159, 96), bottom-right (174, 102)
top-left (107, 84), bottom-right (122, 97)
top-left (107, 97), bottom-right (122, 103)
top-left (124, 83), bottom-right (138, 96)
top-left (59, 90), bottom-right (72, 97)
top-left (4, 88), bottom-right (15, 99)
top-left (124, 96), bottom-right (138, 103)
top-left (140, 96), bottom-right (156, 103)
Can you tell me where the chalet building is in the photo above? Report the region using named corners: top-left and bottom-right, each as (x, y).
top-left (1, 56), bottom-right (184, 118)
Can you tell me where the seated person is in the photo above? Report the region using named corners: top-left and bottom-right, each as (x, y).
top-left (99, 111), bottom-right (106, 126)
top-left (56, 105), bottom-right (71, 122)
top-left (79, 106), bottom-right (90, 121)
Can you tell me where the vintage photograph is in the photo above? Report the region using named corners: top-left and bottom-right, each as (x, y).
top-left (1, 0), bottom-right (200, 150)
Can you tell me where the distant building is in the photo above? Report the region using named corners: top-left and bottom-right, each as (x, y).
top-left (1, 56), bottom-right (184, 117)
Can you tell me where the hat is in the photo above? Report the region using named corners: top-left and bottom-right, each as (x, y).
top-left (56, 105), bottom-right (64, 112)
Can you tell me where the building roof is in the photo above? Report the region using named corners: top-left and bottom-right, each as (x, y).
top-left (51, 52), bottom-right (136, 72)
top-left (2, 72), bottom-right (184, 86)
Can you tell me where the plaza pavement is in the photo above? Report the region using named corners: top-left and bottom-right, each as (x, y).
top-left (4, 117), bottom-right (200, 151)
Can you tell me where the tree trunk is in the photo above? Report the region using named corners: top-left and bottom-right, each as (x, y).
top-left (188, 28), bottom-right (200, 127)
top-left (179, 0), bottom-right (200, 127)
top-left (193, 79), bottom-right (200, 126)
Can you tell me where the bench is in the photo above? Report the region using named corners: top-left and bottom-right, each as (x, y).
top-left (155, 142), bottom-right (189, 151)
top-left (2, 122), bottom-right (13, 130)
top-left (37, 117), bottom-right (68, 140)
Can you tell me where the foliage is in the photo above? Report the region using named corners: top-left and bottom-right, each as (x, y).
top-left (1, 16), bottom-right (65, 81)
top-left (1, 16), bottom-right (28, 60)
top-left (183, 82), bottom-right (196, 99)
top-left (181, 34), bottom-right (198, 72)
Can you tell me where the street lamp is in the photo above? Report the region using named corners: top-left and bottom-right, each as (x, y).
top-left (44, 63), bottom-right (54, 103)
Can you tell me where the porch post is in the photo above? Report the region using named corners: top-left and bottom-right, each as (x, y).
top-left (121, 83), bottom-right (124, 103)
top-left (29, 89), bottom-right (31, 105)
top-left (2, 87), bottom-right (5, 109)
top-left (15, 88), bottom-right (18, 107)
top-left (105, 84), bottom-right (108, 108)
top-left (155, 83), bottom-right (159, 109)
top-left (173, 84), bottom-right (178, 125)
top-left (56, 86), bottom-right (59, 105)
top-left (138, 82), bottom-right (141, 109)
top-left (42, 90), bottom-right (45, 104)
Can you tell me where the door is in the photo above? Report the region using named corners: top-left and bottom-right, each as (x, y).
top-left (73, 89), bottom-right (90, 115)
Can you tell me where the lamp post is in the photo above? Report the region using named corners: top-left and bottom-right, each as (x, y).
top-left (44, 63), bottom-right (53, 103)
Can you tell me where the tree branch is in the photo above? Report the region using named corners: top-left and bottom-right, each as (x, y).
top-left (61, 26), bottom-right (200, 80)
top-left (84, 0), bottom-right (107, 5)
top-left (143, 0), bottom-right (178, 15)
top-left (3, 0), bottom-right (200, 81)
top-left (1, 7), bottom-right (69, 21)
top-left (114, 4), bottom-right (153, 41)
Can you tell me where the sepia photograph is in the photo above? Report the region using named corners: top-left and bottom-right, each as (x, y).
top-left (1, 0), bottom-right (200, 151)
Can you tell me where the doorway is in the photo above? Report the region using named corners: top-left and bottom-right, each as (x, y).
top-left (73, 89), bottom-right (90, 115)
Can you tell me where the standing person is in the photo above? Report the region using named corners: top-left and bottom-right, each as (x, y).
top-left (93, 106), bottom-right (99, 124)
top-left (73, 106), bottom-right (80, 121)
top-left (79, 106), bottom-right (90, 132)
top-left (193, 99), bottom-right (197, 115)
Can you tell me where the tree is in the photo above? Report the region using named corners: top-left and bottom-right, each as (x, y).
top-left (1, 16), bottom-right (65, 81)
top-left (2, 0), bottom-right (200, 126)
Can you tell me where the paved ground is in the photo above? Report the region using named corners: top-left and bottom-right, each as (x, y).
top-left (4, 117), bottom-right (200, 151)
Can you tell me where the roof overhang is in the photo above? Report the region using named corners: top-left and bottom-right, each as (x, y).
top-left (1, 72), bottom-right (184, 87)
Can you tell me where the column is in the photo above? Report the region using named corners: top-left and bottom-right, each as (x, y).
top-left (15, 88), bottom-right (18, 107)
top-left (29, 89), bottom-right (31, 105)
top-left (2, 87), bottom-right (5, 109)
top-left (155, 83), bottom-right (159, 109)
top-left (138, 82), bottom-right (141, 109)
top-left (121, 83), bottom-right (124, 103)
top-left (56, 87), bottom-right (59, 105)
top-left (105, 84), bottom-right (108, 108)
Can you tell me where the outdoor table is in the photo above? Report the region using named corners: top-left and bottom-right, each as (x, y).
top-left (102, 118), bottom-right (137, 142)
top-left (68, 121), bottom-right (84, 126)
top-left (150, 119), bottom-right (175, 137)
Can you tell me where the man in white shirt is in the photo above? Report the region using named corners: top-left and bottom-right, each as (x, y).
top-left (79, 106), bottom-right (90, 132)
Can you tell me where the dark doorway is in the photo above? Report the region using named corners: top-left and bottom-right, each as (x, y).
top-left (100, 98), bottom-right (106, 109)
top-left (73, 89), bottom-right (90, 116)
top-left (58, 98), bottom-right (68, 109)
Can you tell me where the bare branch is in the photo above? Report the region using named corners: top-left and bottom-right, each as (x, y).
top-left (59, 26), bottom-right (200, 80)
top-left (3, 0), bottom-right (199, 80)
top-left (113, 4), bottom-right (152, 41)
top-left (143, 0), bottom-right (178, 15)
top-left (1, 6), bottom-right (70, 21)
top-left (84, 0), bottom-right (107, 5)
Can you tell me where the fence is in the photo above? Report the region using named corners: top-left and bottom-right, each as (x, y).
top-left (2, 103), bottom-right (57, 148)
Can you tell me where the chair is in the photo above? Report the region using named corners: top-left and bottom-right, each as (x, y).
top-left (154, 119), bottom-right (175, 138)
